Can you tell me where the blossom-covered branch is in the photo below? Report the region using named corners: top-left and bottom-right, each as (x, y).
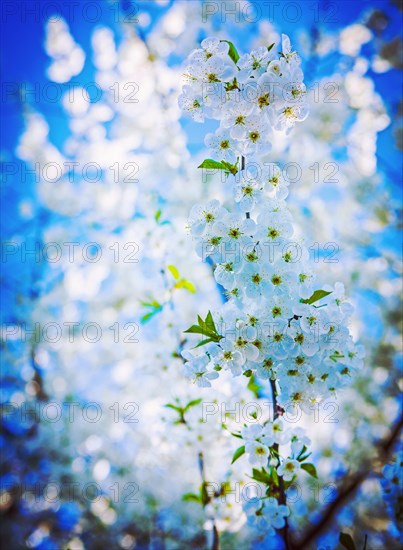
top-left (178, 34), bottom-right (363, 544)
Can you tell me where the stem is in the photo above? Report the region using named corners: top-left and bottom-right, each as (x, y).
top-left (270, 379), bottom-right (290, 550)
top-left (212, 524), bottom-right (220, 550)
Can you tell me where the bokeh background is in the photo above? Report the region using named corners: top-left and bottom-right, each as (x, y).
top-left (1, 1), bottom-right (402, 549)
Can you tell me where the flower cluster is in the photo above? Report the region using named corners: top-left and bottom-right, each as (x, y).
top-left (179, 35), bottom-right (308, 146)
top-left (180, 36), bottom-right (362, 410)
top-left (240, 421), bottom-right (312, 535)
top-left (179, 34), bottom-right (363, 538)
top-left (244, 496), bottom-right (290, 537)
top-left (183, 270), bottom-right (363, 409)
top-left (241, 421), bottom-right (310, 467)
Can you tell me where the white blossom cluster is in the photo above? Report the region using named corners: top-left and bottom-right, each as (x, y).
top-left (238, 420), bottom-right (311, 532)
top-left (179, 35), bottom-right (363, 410)
top-left (179, 35), bottom-right (364, 537)
top-left (241, 421), bottom-right (310, 470)
top-left (179, 35), bottom-right (308, 146)
top-left (244, 496), bottom-right (290, 537)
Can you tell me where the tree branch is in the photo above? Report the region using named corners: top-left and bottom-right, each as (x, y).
top-left (270, 379), bottom-right (290, 550)
top-left (290, 414), bottom-right (403, 549)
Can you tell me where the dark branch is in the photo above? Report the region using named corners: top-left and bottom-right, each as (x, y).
top-left (290, 414), bottom-right (403, 549)
top-left (270, 379), bottom-right (290, 550)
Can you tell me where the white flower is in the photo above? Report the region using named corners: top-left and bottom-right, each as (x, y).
top-left (181, 350), bottom-right (219, 388)
top-left (178, 84), bottom-right (207, 122)
top-left (189, 199), bottom-right (227, 236)
top-left (241, 423), bottom-right (264, 442)
top-left (238, 264), bottom-right (271, 299)
top-left (278, 458), bottom-right (301, 481)
top-left (256, 355), bottom-right (277, 380)
top-left (221, 98), bottom-right (254, 139)
top-left (261, 498), bottom-right (290, 535)
top-left (269, 103), bottom-right (309, 132)
top-left (249, 73), bottom-right (277, 114)
top-left (214, 261), bottom-right (238, 290)
top-left (213, 213), bottom-right (256, 248)
top-left (290, 428), bottom-right (311, 456)
top-left (237, 47), bottom-right (274, 82)
top-left (221, 330), bottom-right (260, 363)
top-left (261, 163), bottom-right (290, 199)
top-left (281, 33), bottom-right (300, 65)
top-left (242, 115), bottom-right (272, 155)
top-left (216, 339), bottom-right (245, 376)
top-left (185, 56), bottom-right (230, 85)
top-left (262, 418), bottom-right (290, 445)
top-left (244, 497), bottom-right (289, 536)
top-left (256, 210), bottom-right (294, 243)
top-left (245, 441), bottom-right (270, 466)
top-left (205, 128), bottom-right (238, 163)
top-left (189, 37), bottom-right (230, 63)
top-left (287, 322), bottom-right (320, 357)
top-left (233, 176), bottom-right (263, 212)
top-left (194, 229), bottom-right (223, 262)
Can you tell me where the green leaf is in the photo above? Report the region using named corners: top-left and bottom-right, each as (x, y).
top-left (296, 444), bottom-right (312, 462)
top-left (197, 159), bottom-right (237, 175)
top-left (198, 159), bottom-right (226, 170)
top-left (164, 403), bottom-right (183, 413)
top-left (182, 493), bottom-right (201, 503)
top-left (251, 468), bottom-right (271, 485)
top-left (155, 209), bottom-right (161, 222)
top-left (197, 314), bottom-right (206, 328)
top-left (296, 444), bottom-right (308, 460)
top-left (231, 445), bottom-right (245, 464)
top-left (184, 325), bottom-right (209, 336)
top-left (301, 289), bottom-right (332, 305)
top-left (175, 279), bottom-right (196, 293)
top-left (140, 298), bottom-right (161, 309)
top-left (167, 264), bottom-right (180, 280)
top-left (141, 311), bottom-right (156, 323)
top-left (247, 374), bottom-right (262, 398)
top-left (267, 42), bottom-right (275, 52)
top-left (339, 533), bottom-right (356, 550)
top-left (205, 310), bottom-right (216, 332)
top-left (301, 463), bottom-right (318, 479)
top-left (193, 338), bottom-right (216, 348)
top-left (185, 326), bottom-right (218, 340)
top-left (220, 40), bottom-right (240, 63)
top-left (184, 398), bottom-right (203, 411)
top-left (184, 313), bottom-right (222, 346)
top-left (298, 452), bottom-right (312, 462)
